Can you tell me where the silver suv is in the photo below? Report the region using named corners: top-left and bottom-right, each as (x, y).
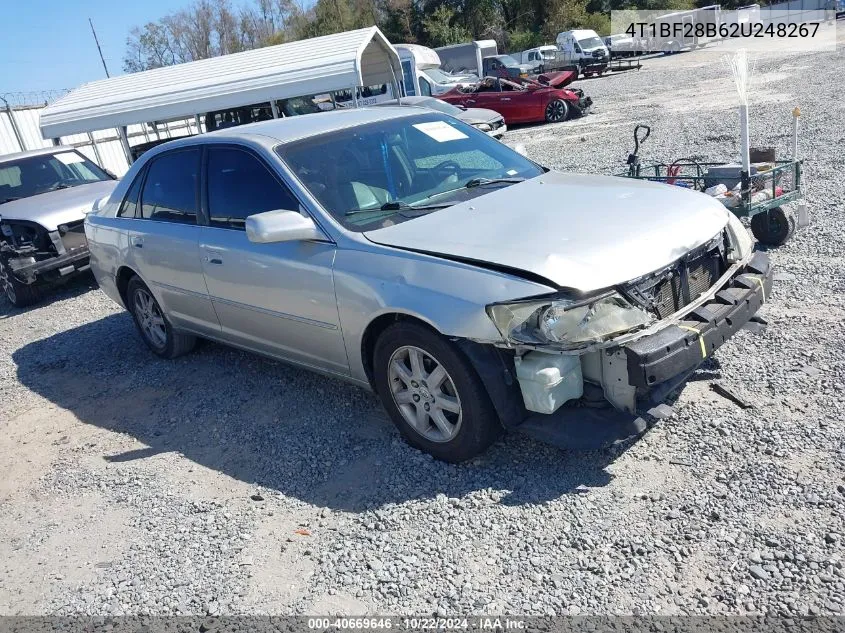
top-left (0, 147), bottom-right (118, 306)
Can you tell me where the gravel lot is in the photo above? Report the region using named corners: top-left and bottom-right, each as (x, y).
top-left (1, 30), bottom-right (843, 617)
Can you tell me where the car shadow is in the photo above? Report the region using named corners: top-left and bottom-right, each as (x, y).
top-left (0, 273), bottom-right (98, 318)
top-left (12, 313), bottom-right (646, 512)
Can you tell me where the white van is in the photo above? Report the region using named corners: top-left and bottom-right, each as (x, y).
top-left (515, 45), bottom-right (558, 73)
top-left (395, 44), bottom-right (477, 97)
top-left (555, 29), bottom-right (610, 76)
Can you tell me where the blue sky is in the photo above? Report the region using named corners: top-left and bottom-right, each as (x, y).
top-left (1, 0), bottom-right (193, 94)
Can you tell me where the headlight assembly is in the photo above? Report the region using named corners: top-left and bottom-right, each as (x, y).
top-left (487, 293), bottom-right (655, 349)
top-left (725, 213), bottom-right (753, 262)
top-left (476, 123), bottom-right (493, 132)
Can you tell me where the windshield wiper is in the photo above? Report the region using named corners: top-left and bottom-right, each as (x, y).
top-left (422, 176), bottom-right (526, 201)
top-left (346, 200), bottom-right (453, 216)
top-left (464, 176), bottom-right (526, 188)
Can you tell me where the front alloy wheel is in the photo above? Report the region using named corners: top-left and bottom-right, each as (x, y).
top-left (373, 321), bottom-right (501, 462)
top-left (545, 99), bottom-right (570, 123)
top-left (388, 345), bottom-right (462, 443)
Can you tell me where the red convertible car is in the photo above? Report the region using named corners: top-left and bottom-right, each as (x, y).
top-left (439, 71), bottom-right (592, 124)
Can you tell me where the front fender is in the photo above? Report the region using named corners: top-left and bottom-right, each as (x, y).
top-left (333, 245), bottom-right (556, 383)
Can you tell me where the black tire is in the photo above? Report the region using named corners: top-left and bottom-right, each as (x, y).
top-left (750, 206), bottom-right (796, 247)
top-left (0, 254), bottom-right (40, 308)
top-left (373, 322), bottom-right (502, 463)
top-left (545, 99), bottom-right (570, 123)
top-left (127, 275), bottom-right (196, 359)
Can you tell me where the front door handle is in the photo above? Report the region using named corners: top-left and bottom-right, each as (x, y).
top-left (204, 255), bottom-right (223, 265)
top-left (131, 237), bottom-right (143, 248)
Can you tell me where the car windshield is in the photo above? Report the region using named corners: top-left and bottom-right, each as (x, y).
top-left (578, 36), bottom-right (604, 49)
top-left (277, 113), bottom-right (543, 232)
top-left (496, 55), bottom-right (520, 66)
top-left (416, 98), bottom-right (463, 116)
top-left (0, 151), bottom-right (111, 204)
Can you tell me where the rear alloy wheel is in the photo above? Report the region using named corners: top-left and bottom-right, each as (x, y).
top-left (373, 322), bottom-right (501, 462)
top-left (127, 276), bottom-right (196, 359)
top-left (750, 206), bottom-right (796, 247)
top-left (0, 255), bottom-right (39, 308)
top-left (545, 99), bottom-right (570, 123)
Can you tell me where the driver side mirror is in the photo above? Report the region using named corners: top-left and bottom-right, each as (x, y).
top-left (246, 209), bottom-right (323, 243)
top-left (574, 44), bottom-right (582, 53)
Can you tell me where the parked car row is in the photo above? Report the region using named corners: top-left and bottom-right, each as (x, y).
top-left (69, 107), bottom-right (771, 462)
top-left (439, 72), bottom-right (592, 124)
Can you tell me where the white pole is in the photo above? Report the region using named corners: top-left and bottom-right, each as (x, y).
top-left (791, 106), bottom-right (801, 161)
top-left (270, 101), bottom-right (279, 119)
top-left (739, 103), bottom-right (750, 176)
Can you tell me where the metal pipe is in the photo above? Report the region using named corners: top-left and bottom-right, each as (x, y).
top-left (0, 96), bottom-right (26, 151)
top-left (388, 59), bottom-right (402, 105)
top-left (194, 114), bottom-right (203, 134)
top-left (270, 101), bottom-right (279, 119)
top-left (791, 106), bottom-right (801, 161)
top-left (87, 131), bottom-right (104, 167)
top-left (118, 126), bottom-right (133, 165)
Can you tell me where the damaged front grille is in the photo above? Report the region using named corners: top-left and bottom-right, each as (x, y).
top-left (623, 234), bottom-right (727, 319)
top-left (59, 220), bottom-right (87, 253)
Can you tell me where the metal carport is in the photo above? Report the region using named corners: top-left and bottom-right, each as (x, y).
top-left (39, 26), bottom-right (402, 162)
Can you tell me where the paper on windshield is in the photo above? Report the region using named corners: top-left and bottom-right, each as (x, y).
top-left (413, 121), bottom-right (468, 143)
top-left (55, 152), bottom-right (86, 165)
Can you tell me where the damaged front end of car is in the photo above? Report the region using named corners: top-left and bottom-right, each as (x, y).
top-left (0, 216), bottom-right (90, 287)
top-left (469, 217), bottom-right (770, 447)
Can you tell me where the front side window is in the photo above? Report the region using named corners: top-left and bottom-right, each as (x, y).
top-left (277, 113), bottom-right (543, 232)
top-left (207, 147), bottom-right (299, 230)
top-left (0, 151), bottom-right (111, 204)
top-left (419, 78), bottom-right (432, 97)
top-left (139, 149), bottom-right (200, 224)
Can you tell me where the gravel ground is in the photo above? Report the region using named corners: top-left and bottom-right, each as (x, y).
top-left (1, 31), bottom-right (843, 617)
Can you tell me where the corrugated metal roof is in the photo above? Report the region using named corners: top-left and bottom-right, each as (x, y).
top-left (40, 26), bottom-right (401, 139)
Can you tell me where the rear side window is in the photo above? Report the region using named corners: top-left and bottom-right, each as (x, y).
top-left (206, 147), bottom-right (299, 230)
top-left (140, 149), bottom-right (200, 224)
top-left (117, 172), bottom-right (143, 218)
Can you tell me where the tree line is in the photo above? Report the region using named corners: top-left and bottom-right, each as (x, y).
top-left (124, 0), bottom-right (753, 72)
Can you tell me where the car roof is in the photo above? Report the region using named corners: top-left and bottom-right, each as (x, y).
top-left (204, 107), bottom-right (421, 144)
top-left (130, 107), bottom-right (437, 164)
top-left (0, 146), bottom-right (79, 165)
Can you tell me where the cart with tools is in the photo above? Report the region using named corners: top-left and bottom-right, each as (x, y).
top-left (618, 124), bottom-right (809, 247)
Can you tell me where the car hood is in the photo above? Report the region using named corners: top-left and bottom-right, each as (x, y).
top-left (0, 180), bottom-right (118, 231)
top-left (364, 172), bottom-right (730, 293)
top-left (458, 108), bottom-right (503, 125)
top-left (537, 70), bottom-right (577, 88)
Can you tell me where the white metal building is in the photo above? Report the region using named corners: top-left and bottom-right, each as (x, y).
top-left (39, 26), bottom-right (402, 164)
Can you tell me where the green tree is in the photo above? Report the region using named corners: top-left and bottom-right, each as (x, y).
top-left (421, 5), bottom-right (472, 46)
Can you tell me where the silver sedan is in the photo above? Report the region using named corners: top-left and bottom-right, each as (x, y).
top-left (86, 108), bottom-right (770, 462)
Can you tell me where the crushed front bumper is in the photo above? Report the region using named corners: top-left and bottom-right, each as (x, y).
top-left (625, 251), bottom-right (772, 390)
top-left (8, 246), bottom-right (90, 285)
